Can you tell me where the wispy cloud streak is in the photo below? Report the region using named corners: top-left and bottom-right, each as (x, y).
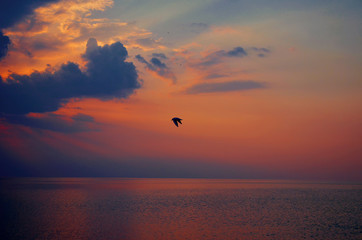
top-left (184, 80), bottom-right (265, 94)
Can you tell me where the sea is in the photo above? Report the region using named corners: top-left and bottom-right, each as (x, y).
top-left (0, 178), bottom-right (361, 240)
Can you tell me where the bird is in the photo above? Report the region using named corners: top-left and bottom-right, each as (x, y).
top-left (171, 117), bottom-right (182, 127)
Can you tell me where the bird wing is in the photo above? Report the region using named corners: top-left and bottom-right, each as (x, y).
top-left (177, 119), bottom-right (182, 125)
top-left (173, 119), bottom-right (179, 127)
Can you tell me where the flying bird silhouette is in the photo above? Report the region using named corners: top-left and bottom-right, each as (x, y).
top-left (172, 117), bottom-right (182, 127)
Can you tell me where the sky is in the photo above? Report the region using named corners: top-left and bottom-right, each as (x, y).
top-left (0, 0), bottom-right (361, 181)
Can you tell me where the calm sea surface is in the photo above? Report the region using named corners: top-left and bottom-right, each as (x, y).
top-left (0, 178), bottom-right (361, 240)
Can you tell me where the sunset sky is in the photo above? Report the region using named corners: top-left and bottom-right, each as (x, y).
top-left (1, 0), bottom-right (361, 181)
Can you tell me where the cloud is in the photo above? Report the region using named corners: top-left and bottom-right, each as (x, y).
top-left (197, 50), bottom-right (225, 66)
top-left (0, 31), bottom-right (10, 60)
top-left (30, 38), bottom-right (63, 51)
top-left (0, 38), bottom-right (140, 116)
top-left (135, 54), bottom-right (149, 65)
top-left (250, 47), bottom-right (271, 57)
top-left (2, 0), bottom-right (153, 68)
top-left (226, 47), bottom-right (247, 57)
top-left (136, 54), bottom-right (176, 83)
top-left (0, 0), bottom-right (59, 29)
top-left (135, 37), bottom-right (161, 48)
top-left (198, 46), bottom-right (248, 67)
top-left (152, 53), bottom-right (167, 59)
top-left (2, 113), bottom-right (98, 133)
top-left (150, 57), bottom-right (166, 68)
top-left (197, 46), bottom-right (270, 67)
top-left (204, 73), bottom-right (228, 79)
top-left (0, 0), bottom-right (60, 60)
top-left (183, 80), bottom-right (265, 94)
top-left (71, 113), bottom-right (94, 122)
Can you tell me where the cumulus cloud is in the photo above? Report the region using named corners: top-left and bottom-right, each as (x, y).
top-left (183, 80), bottom-right (265, 94)
top-left (2, 0), bottom-right (156, 68)
top-left (0, 38), bottom-right (140, 117)
top-left (136, 54), bottom-right (176, 83)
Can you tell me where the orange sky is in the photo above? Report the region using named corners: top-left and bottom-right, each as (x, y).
top-left (0, 0), bottom-right (361, 181)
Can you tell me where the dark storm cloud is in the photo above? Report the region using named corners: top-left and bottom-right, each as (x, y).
top-left (0, 31), bottom-right (10, 60)
top-left (2, 113), bottom-right (98, 133)
top-left (136, 54), bottom-right (176, 83)
top-left (0, 0), bottom-right (60, 60)
top-left (184, 80), bottom-right (265, 94)
top-left (0, 38), bottom-right (140, 117)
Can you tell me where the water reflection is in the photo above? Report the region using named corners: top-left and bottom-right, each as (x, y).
top-left (1, 178), bottom-right (361, 240)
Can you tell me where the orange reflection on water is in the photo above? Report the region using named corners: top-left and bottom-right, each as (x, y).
top-left (1, 178), bottom-right (361, 240)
